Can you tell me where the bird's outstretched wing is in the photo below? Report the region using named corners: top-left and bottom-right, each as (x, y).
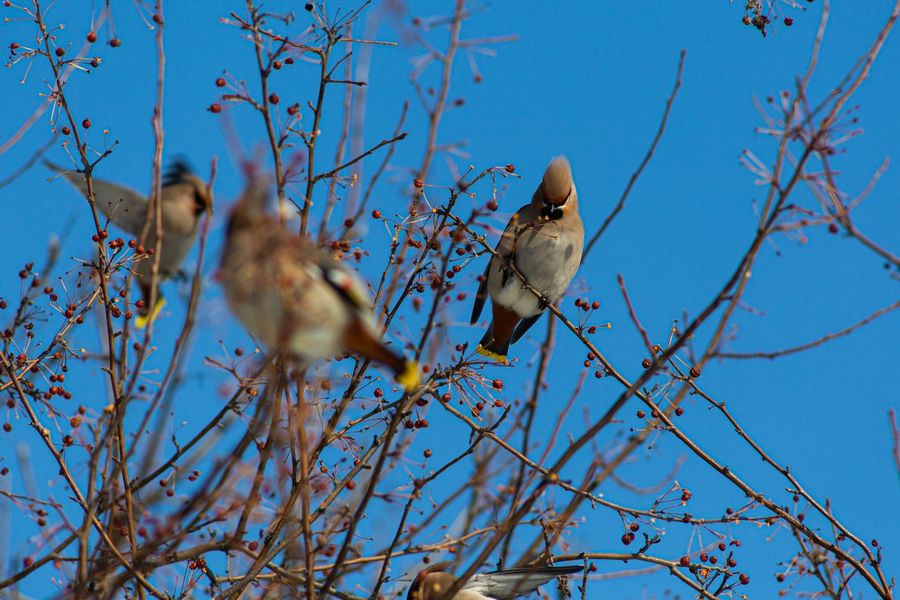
top-left (462, 565), bottom-right (582, 600)
top-left (45, 160), bottom-right (149, 235)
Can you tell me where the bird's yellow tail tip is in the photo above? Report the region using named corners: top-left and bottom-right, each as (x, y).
top-left (135, 297), bottom-right (166, 330)
top-left (475, 344), bottom-right (507, 364)
top-left (396, 360), bottom-right (420, 392)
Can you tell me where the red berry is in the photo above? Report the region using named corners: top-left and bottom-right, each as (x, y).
top-left (689, 366), bottom-right (701, 378)
top-left (642, 358), bottom-right (652, 369)
top-left (215, 77), bottom-right (226, 87)
top-left (87, 32), bottom-right (97, 43)
top-left (784, 17), bottom-right (794, 26)
top-left (55, 47), bottom-right (65, 57)
top-left (492, 379), bottom-right (503, 390)
top-left (740, 574), bottom-right (750, 585)
top-left (505, 163), bottom-right (515, 173)
top-left (109, 38), bottom-right (122, 47)
top-left (273, 60), bottom-right (282, 70)
top-left (82, 119), bottom-right (91, 129)
top-left (268, 93), bottom-right (280, 104)
top-left (209, 103), bottom-right (222, 114)
top-left (413, 178), bottom-right (424, 188)
top-left (371, 209), bottom-right (382, 219)
top-left (679, 556), bottom-right (690, 567)
top-left (828, 222), bottom-right (839, 234)
top-left (61, 126), bottom-right (71, 135)
top-left (486, 200), bottom-right (498, 211)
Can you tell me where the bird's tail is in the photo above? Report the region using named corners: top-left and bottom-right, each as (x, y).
top-left (343, 323), bottom-right (420, 392)
top-left (475, 323), bottom-right (511, 364)
top-left (135, 296), bottom-right (166, 330)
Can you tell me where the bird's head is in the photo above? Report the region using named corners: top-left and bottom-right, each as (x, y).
top-left (540, 155), bottom-right (574, 207)
top-left (165, 160), bottom-right (213, 215)
top-left (407, 562), bottom-right (455, 600)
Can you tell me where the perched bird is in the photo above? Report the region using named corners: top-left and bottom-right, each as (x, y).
top-left (45, 159), bottom-right (213, 328)
top-left (470, 156), bottom-right (584, 362)
top-left (220, 176), bottom-right (419, 391)
top-left (407, 563), bottom-right (582, 600)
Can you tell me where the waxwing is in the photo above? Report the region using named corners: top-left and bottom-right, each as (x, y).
top-left (471, 156), bottom-right (584, 362)
top-left (407, 563), bottom-right (582, 600)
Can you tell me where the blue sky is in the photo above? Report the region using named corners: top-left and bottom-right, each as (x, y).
top-left (1, 1), bottom-right (898, 598)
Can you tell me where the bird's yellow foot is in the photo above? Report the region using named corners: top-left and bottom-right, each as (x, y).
top-left (135, 297), bottom-right (166, 330)
top-left (396, 360), bottom-right (421, 392)
top-left (475, 344), bottom-right (508, 364)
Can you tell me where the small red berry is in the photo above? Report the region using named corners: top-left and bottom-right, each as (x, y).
top-left (87, 32), bottom-right (97, 43)
top-left (642, 358), bottom-right (652, 369)
top-left (82, 118), bottom-right (91, 129)
top-left (740, 574), bottom-right (750, 585)
top-left (215, 77), bottom-right (226, 87)
top-left (371, 209), bottom-right (382, 219)
top-left (209, 103), bottom-right (222, 114)
top-left (492, 379), bottom-right (503, 390)
top-left (486, 200), bottom-right (498, 211)
top-left (109, 38), bottom-right (122, 47)
top-left (273, 60), bottom-right (282, 70)
top-left (679, 556), bottom-right (690, 567)
top-left (55, 47), bottom-right (65, 57)
top-left (689, 366), bottom-right (701, 378)
top-left (413, 178), bottom-right (424, 189)
top-left (61, 126), bottom-right (71, 135)
top-left (828, 222), bottom-right (839, 234)
top-left (784, 17), bottom-right (794, 26)
top-left (268, 93), bottom-right (280, 104)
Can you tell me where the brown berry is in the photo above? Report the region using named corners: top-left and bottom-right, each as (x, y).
top-left (215, 77), bottom-right (226, 87)
top-left (82, 119), bottom-right (91, 129)
top-left (87, 32), bottom-right (97, 43)
top-left (689, 366), bottom-right (701, 378)
top-left (209, 103), bottom-right (222, 113)
top-left (109, 38), bottom-right (122, 47)
top-left (55, 47), bottom-right (65, 57)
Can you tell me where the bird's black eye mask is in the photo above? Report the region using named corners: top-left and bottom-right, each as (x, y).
top-left (539, 184), bottom-right (572, 221)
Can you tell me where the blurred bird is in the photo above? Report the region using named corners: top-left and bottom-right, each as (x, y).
top-left (45, 159), bottom-right (213, 328)
top-left (470, 156), bottom-right (584, 362)
top-left (407, 563), bottom-right (582, 600)
top-left (220, 176), bottom-right (420, 391)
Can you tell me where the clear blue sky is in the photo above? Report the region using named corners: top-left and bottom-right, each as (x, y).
top-left (1, 1), bottom-right (898, 598)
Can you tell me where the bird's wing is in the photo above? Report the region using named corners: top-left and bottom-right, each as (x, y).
top-left (45, 160), bottom-right (148, 235)
top-left (469, 258), bottom-right (491, 324)
top-left (510, 313), bottom-right (543, 344)
top-left (470, 204), bottom-right (532, 324)
top-left (462, 565), bottom-right (582, 600)
top-left (315, 257), bottom-right (373, 314)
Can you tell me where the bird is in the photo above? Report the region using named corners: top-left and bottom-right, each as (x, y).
top-left (406, 563), bottom-right (582, 600)
top-left (470, 156), bottom-right (584, 363)
top-left (44, 159), bottom-right (213, 328)
top-left (219, 175), bottom-right (420, 392)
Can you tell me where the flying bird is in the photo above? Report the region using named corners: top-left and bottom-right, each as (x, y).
top-left (45, 159), bottom-right (213, 328)
top-left (220, 175), bottom-right (420, 391)
top-left (470, 156), bottom-right (584, 362)
top-left (407, 563), bottom-right (582, 600)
